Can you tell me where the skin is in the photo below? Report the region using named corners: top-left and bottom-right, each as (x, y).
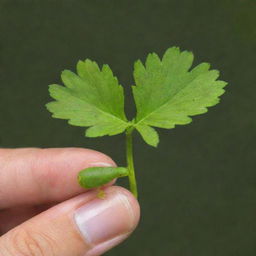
top-left (0, 148), bottom-right (140, 256)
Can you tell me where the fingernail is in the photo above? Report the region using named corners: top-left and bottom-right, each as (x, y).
top-left (74, 190), bottom-right (137, 248)
top-left (89, 162), bottom-right (114, 167)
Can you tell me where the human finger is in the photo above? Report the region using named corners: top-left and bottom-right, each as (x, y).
top-left (0, 148), bottom-right (115, 208)
top-left (0, 186), bottom-right (140, 256)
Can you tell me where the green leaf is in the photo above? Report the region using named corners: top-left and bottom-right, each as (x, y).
top-left (135, 124), bottom-right (159, 147)
top-left (46, 59), bottom-right (129, 137)
top-left (78, 167), bottom-right (128, 189)
top-left (132, 47), bottom-right (227, 146)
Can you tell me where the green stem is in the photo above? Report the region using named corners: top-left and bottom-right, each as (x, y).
top-left (126, 127), bottom-right (138, 198)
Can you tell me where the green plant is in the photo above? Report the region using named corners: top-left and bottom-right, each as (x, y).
top-left (46, 46), bottom-right (227, 198)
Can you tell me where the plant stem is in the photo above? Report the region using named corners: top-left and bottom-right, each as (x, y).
top-left (126, 127), bottom-right (138, 198)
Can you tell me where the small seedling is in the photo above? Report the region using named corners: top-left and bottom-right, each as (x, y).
top-left (46, 46), bottom-right (227, 198)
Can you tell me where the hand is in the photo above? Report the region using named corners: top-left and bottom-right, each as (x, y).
top-left (0, 148), bottom-right (140, 256)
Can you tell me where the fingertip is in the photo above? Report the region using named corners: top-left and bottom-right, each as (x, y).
top-left (73, 186), bottom-right (140, 255)
top-left (0, 147), bottom-right (117, 208)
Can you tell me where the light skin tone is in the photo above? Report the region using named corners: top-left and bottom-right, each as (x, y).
top-left (0, 148), bottom-right (140, 256)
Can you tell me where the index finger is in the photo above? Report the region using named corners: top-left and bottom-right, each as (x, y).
top-left (0, 148), bottom-right (115, 209)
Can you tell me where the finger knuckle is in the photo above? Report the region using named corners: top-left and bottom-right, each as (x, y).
top-left (7, 227), bottom-right (57, 256)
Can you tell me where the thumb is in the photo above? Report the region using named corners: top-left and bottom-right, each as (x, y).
top-left (0, 186), bottom-right (140, 256)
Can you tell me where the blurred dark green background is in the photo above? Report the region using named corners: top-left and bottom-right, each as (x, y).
top-left (1, 0), bottom-right (256, 255)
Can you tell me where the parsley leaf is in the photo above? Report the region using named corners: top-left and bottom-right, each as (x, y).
top-left (46, 59), bottom-right (129, 137)
top-left (132, 47), bottom-right (227, 147)
top-left (46, 47), bottom-right (228, 198)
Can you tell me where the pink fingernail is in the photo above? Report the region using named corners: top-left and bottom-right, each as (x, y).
top-left (89, 162), bottom-right (114, 167)
top-left (74, 190), bottom-right (137, 248)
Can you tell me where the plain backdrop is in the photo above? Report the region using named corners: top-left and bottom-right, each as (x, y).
top-left (1, 0), bottom-right (256, 255)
